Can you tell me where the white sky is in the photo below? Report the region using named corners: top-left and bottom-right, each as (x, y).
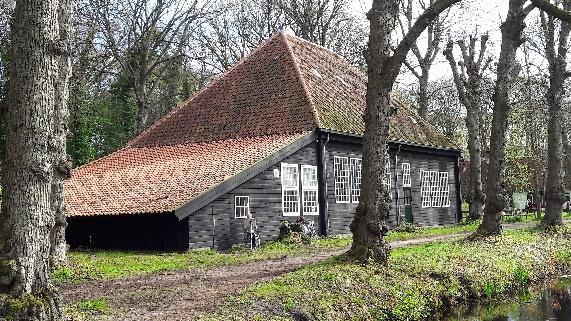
top-left (346, 0), bottom-right (532, 86)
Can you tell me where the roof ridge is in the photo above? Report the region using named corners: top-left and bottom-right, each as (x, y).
top-left (280, 33), bottom-right (322, 129)
top-left (283, 33), bottom-right (367, 83)
top-left (125, 32), bottom-right (287, 148)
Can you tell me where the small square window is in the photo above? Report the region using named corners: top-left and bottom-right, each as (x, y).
top-left (235, 196), bottom-right (249, 219)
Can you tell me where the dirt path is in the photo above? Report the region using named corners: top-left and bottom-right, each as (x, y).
top-left (61, 222), bottom-right (540, 320)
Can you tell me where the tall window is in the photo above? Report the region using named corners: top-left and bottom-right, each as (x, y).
top-left (334, 156), bottom-right (350, 203)
top-left (350, 158), bottom-right (362, 203)
top-left (439, 172), bottom-right (450, 207)
top-left (301, 165), bottom-right (319, 215)
top-left (420, 170), bottom-right (451, 208)
top-left (430, 171), bottom-right (440, 207)
top-left (281, 163), bottom-right (300, 216)
top-left (402, 163), bottom-right (411, 187)
top-left (234, 196), bottom-right (250, 219)
top-left (420, 170), bottom-right (431, 207)
top-left (384, 161), bottom-right (392, 198)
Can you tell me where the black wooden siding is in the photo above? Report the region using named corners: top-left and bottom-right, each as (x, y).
top-left (188, 142), bottom-right (320, 250)
top-left (188, 138), bottom-right (459, 250)
top-left (325, 141), bottom-right (459, 235)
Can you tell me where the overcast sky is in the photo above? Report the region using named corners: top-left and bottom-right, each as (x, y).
top-left (346, 0), bottom-right (529, 86)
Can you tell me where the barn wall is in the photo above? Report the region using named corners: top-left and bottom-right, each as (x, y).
top-left (66, 213), bottom-right (189, 251)
top-left (188, 142), bottom-right (319, 250)
top-left (325, 141), bottom-right (459, 235)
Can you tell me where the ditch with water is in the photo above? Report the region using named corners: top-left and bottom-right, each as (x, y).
top-left (443, 277), bottom-right (571, 321)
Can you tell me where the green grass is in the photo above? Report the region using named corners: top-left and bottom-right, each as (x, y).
top-left (201, 226), bottom-right (571, 321)
top-left (76, 298), bottom-right (110, 314)
top-left (54, 224), bottom-right (479, 284)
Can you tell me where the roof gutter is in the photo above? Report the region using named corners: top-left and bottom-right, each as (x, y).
top-left (317, 128), bottom-right (462, 155)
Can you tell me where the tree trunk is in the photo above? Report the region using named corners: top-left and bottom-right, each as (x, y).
top-left (347, 0), bottom-right (397, 264)
top-left (348, 0), bottom-right (461, 263)
top-left (0, 0), bottom-right (63, 319)
top-left (136, 82), bottom-right (149, 133)
top-left (478, 0), bottom-right (530, 236)
top-left (541, 4), bottom-right (570, 228)
top-left (563, 126), bottom-right (571, 191)
top-left (50, 0), bottom-right (74, 269)
top-left (466, 104), bottom-right (484, 220)
top-left (418, 72), bottom-right (429, 119)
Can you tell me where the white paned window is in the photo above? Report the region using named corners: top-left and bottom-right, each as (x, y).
top-left (281, 163), bottom-right (300, 216)
top-left (402, 163), bottom-right (411, 187)
top-left (440, 172), bottom-right (450, 207)
top-left (334, 156), bottom-right (350, 203)
top-left (301, 165), bottom-right (319, 215)
top-left (420, 170), bottom-right (431, 208)
top-left (430, 171), bottom-right (440, 207)
top-left (384, 161), bottom-right (392, 198)
top-left (350, 158), bottom-right (362, 203)
top-left (234, 196), bottom-right (249, 219)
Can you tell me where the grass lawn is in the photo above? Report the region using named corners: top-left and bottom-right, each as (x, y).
top-left (54, 223), bottom-right (479, 284)
top-left (201, 226), bottom-right (571, 321)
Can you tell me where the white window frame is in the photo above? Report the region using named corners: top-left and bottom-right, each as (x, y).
top-left (430, 171), bottom-right (440, 207)
top-left (439, 172), bottom-right (450, 207)
top-left (334, 156), bottom-right (350, 203)
top-left (350, 158), bottom-right (362, 203)
top-left (281, 163), bottom-right (300, 216)
top-left (420, 170), bottom-right (431, 208)
top-left (402, 163), bottom-right (411, 188)
top-left (234, 196), bottom-right (250, 219)
top-left (301, 165), bottom-right (319, 215)
top-left (384, 161), bottom-right (392, 199)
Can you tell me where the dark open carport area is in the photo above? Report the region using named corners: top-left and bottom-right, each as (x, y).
top-left (66, 212), bottom-right (189, 251)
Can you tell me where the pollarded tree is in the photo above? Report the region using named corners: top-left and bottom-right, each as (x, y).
top-left (399, 0), bottom-right (449, 119)
top-left (348, 0), bottom-right (462, 264)
top-left (0, 0), bottom-right (72, 319)
top-left (538, 1), bottom-right (571, 227)
top-left (477, 0), bottom-right (534, 236)
top-left (444, 34), bottom-right (492, 221)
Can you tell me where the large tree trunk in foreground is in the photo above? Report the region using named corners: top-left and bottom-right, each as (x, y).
top-left (443, 35), bottom-right (490, 221)
top-left (50, 0), bottom-right (74, 269)
top-left (564, 126), bottom-right (571, 192)
top-left (348, 0), bottom-right (461, 264)
top-left (478, 0), bottom-right (532, 236)
top-left (541, 3), bottom-right (571, 227)
top-left (0, 0), bottom-right (63, 319)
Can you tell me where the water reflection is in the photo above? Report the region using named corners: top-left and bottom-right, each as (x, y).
top-left (445, 278), bottom-right (571, 321)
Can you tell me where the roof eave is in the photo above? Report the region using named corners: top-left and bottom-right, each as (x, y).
top-left (317, 128), bottom-right (462, 154)
top-left (174, 131), bottom-right (318, 220)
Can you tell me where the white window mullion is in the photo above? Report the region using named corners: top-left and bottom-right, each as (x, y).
top-left (350, 158), bottom-right (362, 203)
top-left (301, 165), bottom-right (319, 215)
top-left (421, 170), bottom-right (431, 208)
top-left (334, 156), bottom-right (350, 203)
top-left (402, 163), bottom-right (411, 187)
top-left (234, 196), bottom-right (250, 219)
top-left (430, 171), bottom-right (440, 207)
top-left (281, 163), bottom-right (300, 216)
top-left (440, 172), bottom-right (450, 207)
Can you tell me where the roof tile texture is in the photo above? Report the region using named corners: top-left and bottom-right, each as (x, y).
top-left (66, 133), bottom-right (308, 216)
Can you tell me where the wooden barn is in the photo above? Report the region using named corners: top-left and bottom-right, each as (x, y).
top-left (65, 32), bottom-right (462, 251)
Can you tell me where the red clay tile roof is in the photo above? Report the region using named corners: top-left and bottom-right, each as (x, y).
top-left (66, 32), bottom-right (458, 217)
top-left (128, 32), bottom-right (458, 150)
top-left (66, 133), bottom-right (308, 216)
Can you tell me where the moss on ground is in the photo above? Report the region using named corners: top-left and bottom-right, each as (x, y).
top-left (54, 224), bottom-right (478, 284)
top-left (200, 226), bottom-right (571, 321)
